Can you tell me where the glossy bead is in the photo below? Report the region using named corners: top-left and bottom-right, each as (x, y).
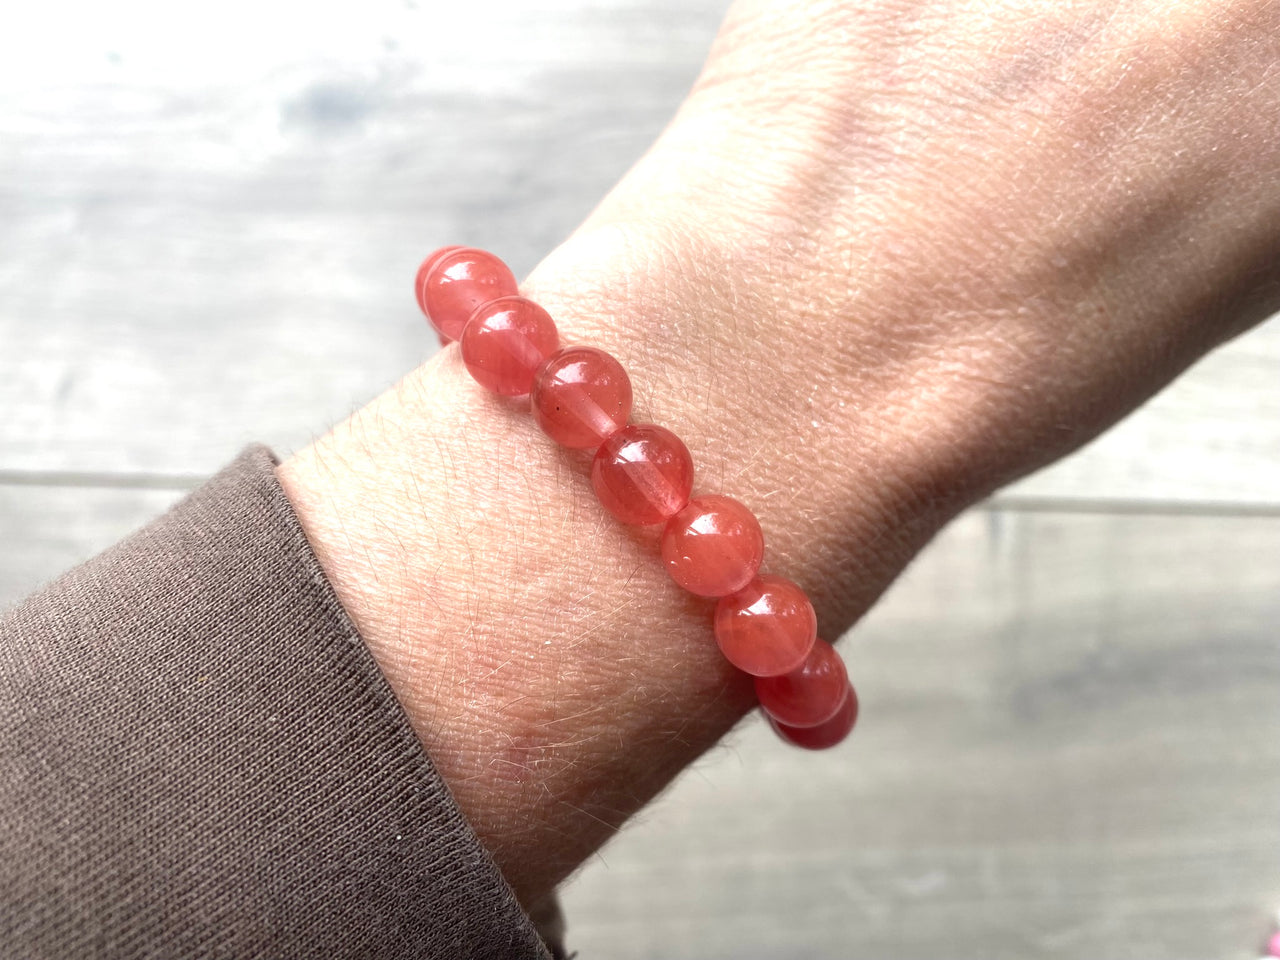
top-left (417, 246), bottom-right (465, 347)
top-left (460, 296), bottom-right (559, 396)
top-left (531, 346), bottom-right (632, 449)
top-left (770, 683), bottom-right (858, 750)
top-left (591, 424), bottom-right (694, 525)
top-left (415, 246), bottom-right (462, 315)
top-left (661, 495), bottom-right (764, 598)
top-left (714, 575), bottom-right (817, 677)
top-left (754, 637), bottom-right (846, 723)
top-left (419, 247), bottom-right (518, 342)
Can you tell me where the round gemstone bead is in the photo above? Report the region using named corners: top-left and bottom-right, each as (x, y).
top-left (531, 346), bottom-right (633, 449)
top-left (753, 637), bottom-right (847, 723)
top-left (460, 296), bottom-right (560, 396)
top-left (714, 575), bottom-right (817, 677)
top-left (416, 246), bottom-right (464, 346)
top-left (770, 682), bottom-right (858, 750)
top-left (419, 247), bottom-right (519, 342)
top-left (661, 495), bottom-right (764, 598)
top-left (415, 246), bottom-right (463, 312)
top-left (591, 424), bottom-right (694, 526)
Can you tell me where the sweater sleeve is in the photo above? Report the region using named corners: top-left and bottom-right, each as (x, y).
top-left (0, 446), bottom-right (556, 960)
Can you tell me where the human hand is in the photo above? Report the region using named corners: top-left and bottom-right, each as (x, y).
top-left (279, 0), bottom-right (1280, 907)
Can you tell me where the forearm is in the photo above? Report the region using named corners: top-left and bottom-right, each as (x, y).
top-left (278, 0), bottom-right (1280, 908)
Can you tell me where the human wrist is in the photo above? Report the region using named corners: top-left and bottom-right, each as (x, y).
top-left (274, 0), bottom-right (1280, 908)
top-left (276, 238), bottom-right (959, 905)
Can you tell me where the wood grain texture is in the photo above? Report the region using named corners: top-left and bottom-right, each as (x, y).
top-left (0, 0), bottom-right (720, 477)
top-left (0, 0), bottom-right (1276, 504)
top-left (0, 484), bottom-right (181, 606)
top-left (561, 509), bottom-right (1280, 960)
top-left (3, 493), bottom-right (1277, 958)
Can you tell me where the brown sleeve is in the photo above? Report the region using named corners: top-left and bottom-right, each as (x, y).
top-left (0, 447), bottom-right (555, 960)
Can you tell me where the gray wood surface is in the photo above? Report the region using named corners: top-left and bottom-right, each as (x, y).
top-left (562, 509), bottom-right (1280, 960)
top-left (0, 0), bottom-right (1276, 505)
top-left (0, 484), bottom-right (180, 602)
top-left (1, 1), bottom-right (1278, 957)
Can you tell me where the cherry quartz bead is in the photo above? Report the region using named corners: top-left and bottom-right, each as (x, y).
top-left (532, 346), bottom-right (632, 449)
top-left (754, 637), bottom-right (847, 724)
top-left (591, 424), bottom-right (694, 525)
top-left (415, 246), bottom-right (462, 313)
top-left (714, 575), bottom-right (817, 676)
top-left (460, 296), bottom-right (559, 396)
top-left (661, 495), bottom-right (764, 598)
top-left (416, 246), bottom-right (464, 346)
top-left (419, 246), bottom-right (519, 342)
top-left (770, 683), bottom-right (858, 750)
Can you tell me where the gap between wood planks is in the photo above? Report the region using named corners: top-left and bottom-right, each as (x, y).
top-left (2, 469), bottom-right (1279, 519)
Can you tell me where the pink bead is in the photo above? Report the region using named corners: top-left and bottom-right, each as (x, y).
top-left (1269, 931), bottom-right (1280, 958)
top-left (715, 576), bottom-right (817, 676)
top-left (661, 495), bottom-right (764, 598)
top-left (415, 245), bottom-right (463, 319)
top-left (460, 296), bottom-right (560, 396)
top-left (531, 346), bottom-right (633, 449)
top-left (419, 247), bottom-right (518, 342)
top-left (417, 246), bottom-right (463, 348)
top-left (770, 683), bottom-right (858, 750)
top-left (591, 424), bottom-right (694, 525)
top-left (754, 637), bottom-right (847, 722)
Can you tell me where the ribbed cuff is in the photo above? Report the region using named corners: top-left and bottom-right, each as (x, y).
top-left (0, 446), bottom-right (555, 960)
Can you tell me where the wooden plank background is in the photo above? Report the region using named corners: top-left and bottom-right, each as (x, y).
top-left (1, 2), bottom-right (1277, 957)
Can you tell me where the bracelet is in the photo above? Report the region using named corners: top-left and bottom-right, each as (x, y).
top-left (414, 246), bottom-right (859, 749)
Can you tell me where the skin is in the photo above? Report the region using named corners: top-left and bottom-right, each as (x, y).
top-left (277, 0), bottom-right (1280, 909)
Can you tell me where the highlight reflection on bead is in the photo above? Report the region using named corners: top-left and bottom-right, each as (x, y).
top-left (418, 246), bottom-right (518, 342)
top-left (415, 246), bottom-right (462, 318)
top-left (754, 637), bottom-right (847, 723)
top-left (715, 575), bottom-right (817, 677)
top-left (532, 346), bottom-right (632, 449)
top-left (460, 296), bottom-right (559, 396)
top-left (661, 495), bottom-right (764, 598)
top-left (770, 683), bottom-right (858, 750)
top-left (591, 424), bottom-right (694, 525)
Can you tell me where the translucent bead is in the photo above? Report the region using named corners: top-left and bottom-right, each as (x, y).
top-left (661, 495), bottom-right (764, 598)
top-left (770, 682), bottom-right (858, 750)
top-left (754, 637), bottom-right (847, 723)
top-left (460, 296), bottom-right (560, 396)
top-left (531, 346), bottom-right (632, 449)
top-left (417, 245), bottom-right (464, 348)
top-left (591, 424), bottom-right (694, 525)
top-left (419, 247), bottom-right (518, 342)
top-left (415, 245), bottom-right (463, 324)
top-left (713, 575), bottom-right (817, 677)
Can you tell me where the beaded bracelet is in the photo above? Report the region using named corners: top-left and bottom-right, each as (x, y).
top-left (414, 246), bottom-right (859, 749)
